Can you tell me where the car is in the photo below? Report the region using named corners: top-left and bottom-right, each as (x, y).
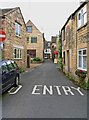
top-left (0, 60), bottom-right (21, 93)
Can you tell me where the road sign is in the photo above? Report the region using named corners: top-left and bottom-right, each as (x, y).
top-left (0, 30), bottom-right (6, 42)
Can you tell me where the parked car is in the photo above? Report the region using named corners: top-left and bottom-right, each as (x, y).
top-left (0, 60), bottom-right (21, 93)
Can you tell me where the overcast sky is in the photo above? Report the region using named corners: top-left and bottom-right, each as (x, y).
top-left (1, 0), bottom-right (81, 41)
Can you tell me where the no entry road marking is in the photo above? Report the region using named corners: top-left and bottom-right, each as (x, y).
top-left (8, 85), bottom-right (22, 95)
top-left (31, 85), bottom-right (84, 96)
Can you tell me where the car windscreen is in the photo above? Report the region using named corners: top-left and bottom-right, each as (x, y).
top-left (0, 61), bottom-right (2, 68)
top-left (0, 61), bottom-right (2, 75)
top-left (6, 61), bottom-right (15, 71)
top-left (2, 62), bottom-right (9, 74)
top-left (11, 61), bottom-right (18, 68)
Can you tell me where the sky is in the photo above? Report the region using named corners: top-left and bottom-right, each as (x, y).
top-left (0, 0), bottom-right (81, 41)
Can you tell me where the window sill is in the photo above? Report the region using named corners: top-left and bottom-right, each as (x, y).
top-left (14, 58), bottom-right (22, 60)
top-left (77, 68), bottom-right (87, 72)
top-left (77, 23), bottom-right (87, 31)
top-left (27, 32), bottom-right (32, 33)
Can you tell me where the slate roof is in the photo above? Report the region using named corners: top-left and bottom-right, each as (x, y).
top-left (2, 8), bottom-right (13, 15)
top-left (0, 7), bottom-right (26, 28)
top-left (0, 8), bottom-right (13, 17)
top-left (0, 7), bottom-right (19, 17)
top-left (61, 2), bottom-right (87, 30)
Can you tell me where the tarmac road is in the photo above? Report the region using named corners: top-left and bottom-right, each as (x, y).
top-left (2, 60), bottom-right (88, 119)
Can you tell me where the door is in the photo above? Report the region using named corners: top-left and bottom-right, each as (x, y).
top-left (27, 55), bottom-right (30, 68)
top-left (2, 62), bottom-right (14, 91)
top-left (67, 50), bottom-right (70, 72)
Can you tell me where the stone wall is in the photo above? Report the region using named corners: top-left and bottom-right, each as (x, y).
top-left (62, 2), bottom-right (89, 80)
top-left (26, 20), bottom-right (44, 60)
top-left (2, 8), bottom-right (27, 69)
top-left (87, 2), bottom-right (89, 78)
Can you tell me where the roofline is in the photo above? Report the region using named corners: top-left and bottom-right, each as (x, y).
top-left (1, 7), bottom-right (26, 29)
top-left (61, 2), bottom-right (88, 31)
top-left (2, 7), bottom-right (19, 16)
top-left (26, 19), bottom-right (42, 34)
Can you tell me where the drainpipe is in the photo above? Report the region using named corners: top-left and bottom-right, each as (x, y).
top-left (0, 42), bottom-right (4, 60)
top-left (76, 15), bottom-right (78, 70)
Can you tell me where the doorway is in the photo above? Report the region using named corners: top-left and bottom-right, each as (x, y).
top-left (67, 50), bottom-right (70, 72)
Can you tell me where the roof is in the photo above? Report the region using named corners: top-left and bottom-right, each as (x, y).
top-left (1, 8), bottom-right (13, 16)
top-left (0, 7), bottom-right (26, 28)
top-left (26, 19), bottom-right (42, 34)
top-left (61, 2), bottom-right (87, 30)
top-left (0, 7), bottom-right (18, 17)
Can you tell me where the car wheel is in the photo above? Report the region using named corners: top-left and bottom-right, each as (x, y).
top-left (14, 76), bottom-right (19, 87)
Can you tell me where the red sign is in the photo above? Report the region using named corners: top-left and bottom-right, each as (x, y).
top-left (0, 30), bottom-right (6, 42)
top-left (54, 51), bottom-right (58, 55)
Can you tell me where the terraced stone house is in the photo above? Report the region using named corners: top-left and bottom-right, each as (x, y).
top-left (0, 7), bottom-right (27, 69)
top-left (61, 2), bottom-right (89, 82)
top-left (26, 20), bottom-right (44, 66)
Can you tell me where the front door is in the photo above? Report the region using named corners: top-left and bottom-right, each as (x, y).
top-left (27, 55), bottom-right (30, 68)
top-left (67, 50), bottom-right (70, 72)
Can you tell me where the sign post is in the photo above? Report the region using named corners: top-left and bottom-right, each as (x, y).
top-left (0, 30), bottom-right (6, 60)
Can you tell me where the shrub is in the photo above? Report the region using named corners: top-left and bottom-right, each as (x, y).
top-left (33, 57), bottom-right (42, 62)
top-left (19, 67), bottom-right (25, 73)
top-left (81, 79), bottom-right (89, 89)
top-left (58, 59), bottom-right (63, 71)
top-left (32, 57), bottom-right (43, 63)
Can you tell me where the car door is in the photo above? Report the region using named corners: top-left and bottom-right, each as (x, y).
top-left (0, 63), bottom-right (2, 93)
top-left (6, 61), bottom-right (17, 85)
top-left (2, 62), bottom-right (12, 92)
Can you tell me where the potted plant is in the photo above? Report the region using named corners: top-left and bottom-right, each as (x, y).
top-left (75, 69), bottom-right (87, 85)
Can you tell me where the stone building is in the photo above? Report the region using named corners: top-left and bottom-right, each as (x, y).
top-left (61, 2), bottom-right (89, 81)
top-left (26, 20), bottom-right (44, 65)
top-left (44, 40), bottom-right (51, 59)
top-left (51, 35), bottom-right (59, 61)
top-left (0, 7), bottom-right (27, 69)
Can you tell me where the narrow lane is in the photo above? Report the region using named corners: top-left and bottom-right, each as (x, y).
top-left (2, 60), bottom-right (87, 118)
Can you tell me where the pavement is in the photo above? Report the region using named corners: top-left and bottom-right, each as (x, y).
top-left (2, 60), bottom-right (88, 119)
top-left (25, 63), bottom-right (42, 72)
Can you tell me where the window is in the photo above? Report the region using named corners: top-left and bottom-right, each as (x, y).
top-left (78, 48), bottom-right (87, 70)
top-left (77, 5), bottom-right (87, 28)
top-left (78, 13), bottom-right (81, 20)
top-left (27, 26), bottom-right (32, 33)
top-left (31, 37), bottom-right (37, 43)
top-left (29, 49), bottom-right (36, 58)
top-left (15, 22), bottom-right (21, 36)
top-left (63, 51), bottom-right (65, 65)
top-left (62, 29), bottom-right (65, 41)
top-left (27, 37), bottom-right (29, 43)
top-left (2, 63), bottom-right (8, 74)
top-left (14, 48), bottom-right (22, 59)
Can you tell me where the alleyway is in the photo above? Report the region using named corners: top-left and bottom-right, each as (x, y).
top-left (2, 60), bottom-right (87, 118)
